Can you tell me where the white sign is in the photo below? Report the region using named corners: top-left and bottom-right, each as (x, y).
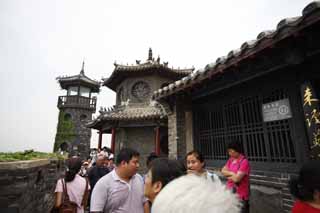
top-left (262, 99), bottom-right (292, 122)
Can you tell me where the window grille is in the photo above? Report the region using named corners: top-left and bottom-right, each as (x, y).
top-left (194, 89), bottom-right (296, 164)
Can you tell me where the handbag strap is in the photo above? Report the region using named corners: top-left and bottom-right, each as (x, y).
top-left (61, 178), bottom-right (71, 202)
top-left (81, 177), bottom-right (89, 206)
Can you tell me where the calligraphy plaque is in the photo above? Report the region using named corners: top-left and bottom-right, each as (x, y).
top-left (262, 99), bottom-right (292, 122)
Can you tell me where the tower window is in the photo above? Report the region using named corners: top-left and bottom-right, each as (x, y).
top-left (64, 113), bottom-right (72, 121)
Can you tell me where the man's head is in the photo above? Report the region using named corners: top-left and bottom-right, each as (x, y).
top-left (116, 148), bottom-right (140, 177)
top-left (152, 174), bottom-right (240, 213)
top-left (144, 158), bottom-right (186, 203)
top-left (96, 153), bottom-right (108, 167)
top-left (146, 152), bottom-right (159, 169)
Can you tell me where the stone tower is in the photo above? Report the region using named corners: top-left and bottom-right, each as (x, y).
top-left (54, 62), bottom-right (100, 157)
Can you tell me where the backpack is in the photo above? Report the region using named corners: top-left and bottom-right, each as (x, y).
top-left (59, 178), bottom-right (89, 213)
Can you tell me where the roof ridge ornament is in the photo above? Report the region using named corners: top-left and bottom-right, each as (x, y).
top-left (80, 60), bottom-right (85, 75)
top-left (148, 48), bottom-right (153, 61)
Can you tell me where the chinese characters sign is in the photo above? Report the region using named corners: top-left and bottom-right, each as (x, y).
top-left (262, 99), bottom-right (292, 122)
top-left (301, 82), bottom-right (320, 159)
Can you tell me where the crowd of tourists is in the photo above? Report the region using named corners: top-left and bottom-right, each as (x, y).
top-left (51, 142), bottom-right (320, 213)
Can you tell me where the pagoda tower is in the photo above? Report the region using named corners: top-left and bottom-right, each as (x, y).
top-left (54, 62), bottom-right (100, 157)
top-left (87, 49), bottom-right (193, 170)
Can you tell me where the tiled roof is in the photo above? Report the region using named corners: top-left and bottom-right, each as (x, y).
top-left (87, 102), bottom-right (166, 128)
top-left (113, 62), bottom-right (194, 74)
top-left (103, 50), bottom-right (194, 91)
top-left (57, 68), bottom-right (101, 92)
top-left (153, 1), bottom-right (320, 100)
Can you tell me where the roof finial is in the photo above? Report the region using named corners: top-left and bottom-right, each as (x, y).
top-left (80, 60), bottom-right (85, 75)
top-left (148, 48), bottom-right (153, 61)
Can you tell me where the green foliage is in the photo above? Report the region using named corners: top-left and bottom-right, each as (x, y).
top-left (0, 149), bottom-right (65, 162)
top-left (54, 111), bottom-right (76, 151)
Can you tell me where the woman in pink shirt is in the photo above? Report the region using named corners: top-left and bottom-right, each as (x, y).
top-left (54, 157), bottom-right (89, 213)
top-left (222, 141), bottom-right (250, 213)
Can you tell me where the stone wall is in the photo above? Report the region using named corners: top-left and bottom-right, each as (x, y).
top-left (56, 108), bottom-right (92, 157)
top-left (0, 159), bottom-right (64, 213)
top-left (167, 95), bottom-right (188, 159)
top-left (115, 127), bottom-right (156, 172)
top-left (249, 170), bottom-right (296, 213)
top-left (207, 167), bottom-right (296, 213)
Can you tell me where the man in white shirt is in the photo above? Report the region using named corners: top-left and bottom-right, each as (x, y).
top-left (90, 148), bottom-right (149, 213)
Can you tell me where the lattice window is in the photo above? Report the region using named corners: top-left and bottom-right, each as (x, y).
top-left (194, 88), bottom-right (296, 164)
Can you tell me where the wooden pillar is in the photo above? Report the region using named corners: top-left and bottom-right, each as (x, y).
top-left (98, 130), bottom-right (103, 150)
top-left (111, 128), bottom-right (116, 153)
top-left (155, 127), bottom-right (160, 155)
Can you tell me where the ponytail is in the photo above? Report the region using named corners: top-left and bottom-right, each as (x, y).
top-left (64, 157), bottom-right (82, 182)
top-left (65, 169), bottom-right (78, 182)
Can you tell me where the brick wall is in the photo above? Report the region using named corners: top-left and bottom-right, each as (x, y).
top-left (208, 166), bottom-right (297, 213)
top-left (0, 159), bottom-right (64, 213)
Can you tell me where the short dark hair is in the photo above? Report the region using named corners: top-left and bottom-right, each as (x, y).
top-left (227, 140), bottom-right (243, 154)
top-left (146, 152), bottom-right (159, 168)
top-left (116, 148), bottom-right (140, 166)
top-left (150, 158), bottom-right (186, 188)
top-left (289, 160), bottom-right (320, 201)
top-left (186, 150), bottom-right (205, 168)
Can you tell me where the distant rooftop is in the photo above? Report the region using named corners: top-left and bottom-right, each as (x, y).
top-left (56, 61), bottom-right (101, 92)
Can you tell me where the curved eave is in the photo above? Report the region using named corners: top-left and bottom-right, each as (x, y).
top-left (87, 114), bottom-right (167, 130)
top-left (58, 77), bottom-right (101, 93)
top-left (103, 65), bottom-right (194, 91)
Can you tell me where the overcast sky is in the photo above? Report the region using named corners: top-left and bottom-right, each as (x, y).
top-left (0, 0), bottom-right (313, 152)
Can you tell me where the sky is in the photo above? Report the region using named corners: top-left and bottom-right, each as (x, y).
top-left (0, 0), bottom-right (314, 153)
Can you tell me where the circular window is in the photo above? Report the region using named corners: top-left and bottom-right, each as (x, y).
top-left (131, 81), bottom-right (150, 101)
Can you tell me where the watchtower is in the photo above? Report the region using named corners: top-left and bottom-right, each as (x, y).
top-left (54, 62), bottom-right (100, 157)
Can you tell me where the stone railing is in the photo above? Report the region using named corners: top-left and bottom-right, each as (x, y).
top-left (0, 158), bottom-right (64, 213)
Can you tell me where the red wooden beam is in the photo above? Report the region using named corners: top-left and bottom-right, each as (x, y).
top-left (98, 130), bottom-right (103, 150)
top-left (155, 127), bottom-right (160, 155)
top-left (111, 128), bottom-right (116, 153)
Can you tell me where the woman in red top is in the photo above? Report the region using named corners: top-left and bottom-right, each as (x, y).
top-left (289, 160), bottom-right (320, 213)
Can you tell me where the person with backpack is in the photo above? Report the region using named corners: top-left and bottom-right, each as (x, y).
top-left (222, 141), bottom-right (251, 213)
top-left (186, 150), bottom-right (221, 183)
top-left (53, 156), bottom-right (89, 213)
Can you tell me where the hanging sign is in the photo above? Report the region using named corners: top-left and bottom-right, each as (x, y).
top-left (262, 99), bottom-right (292, 122)
top-left (301, 82), bottom-right (320, 159)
